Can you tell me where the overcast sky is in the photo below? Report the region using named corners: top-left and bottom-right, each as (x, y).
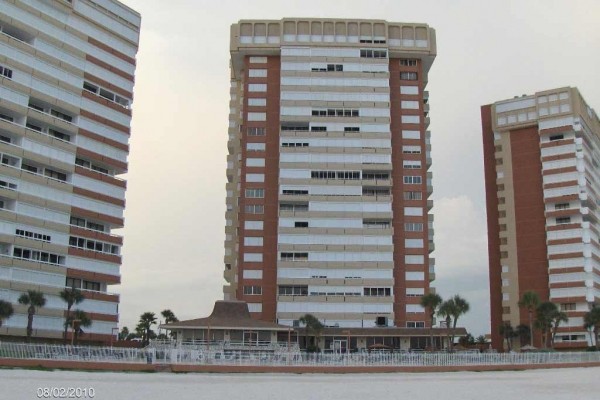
top-left (116, 0), bottom-right (600, 336)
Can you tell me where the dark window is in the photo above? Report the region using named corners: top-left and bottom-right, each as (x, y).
top-left (294, 221), bottom-right (309, 228)
top-left (0, 65), bottom-right (13, 79)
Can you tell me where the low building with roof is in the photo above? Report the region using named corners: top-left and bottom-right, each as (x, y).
top-left (160, 301), bottom-right (466, 353)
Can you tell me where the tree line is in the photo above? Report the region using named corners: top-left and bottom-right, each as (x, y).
top-left (500, 291), bottom-right (600, 351)
top-left (118, 310), bottom-right (178, 346)
top-left (0, 288), bottom-right (91, 345)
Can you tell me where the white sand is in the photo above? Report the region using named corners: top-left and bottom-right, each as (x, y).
top-left (2, 367), bottom-right (599, 400)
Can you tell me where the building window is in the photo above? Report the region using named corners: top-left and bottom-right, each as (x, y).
top-left (280, 252), bottom-right (308, 261)
top-left (400, 72), bottom-right (418, 80)
top-left (66, 278), bottom-right (82, 289)
top-left (0, 65), bottom-right (13, 79)
top-left (555, 203), bottom-right (570, 210)
top-left (360, 49), bottom-right (387, 59)
top-left (243, 285), bottom-right (262, 295)
top-left (403, 191), bottom-right (422, 200)
top-left (560, 303), bottom-right (576, 311)
top-left (247, 127), bottom-right (266, 136)
top-left (249, 56), bottom-right (267, 64)
top-left (246, 173), bottom-right (264, 182)
top-left (311, 171), bottom-right (360, 180)
top-left (48, 128), bottom-right (71, 142)
top-left (245, 204), bottom-right (264, 214)
top-left (70, 217), bottom-right (86, 227)
top-left (400, 59), bottom-right (418, 67)
top-left (247, 143), bottom-right (266, 152)
top-left (363, 220), bottom-right (390, 229)
top-left (364, 288), bottom-right (391, 297)
top-left (282, 189), bottom-right (308, 196)
top-left (312, 108), bottom-right (359, 118)
top-left (311, 64), bottom-right (343, 72)
top-left (402, 146), bottom-right (421, 154)
top-left (362, 172), bottom-right (389, 180)
top-left (279, 203), bottom-right (308, 212)
top-left (44, 168), bottom-right (67, 182)
top-left (248, 69), bottom-right (267, 78)
top-left (15, 229), bottom-right (51, 242)
top-left (311, 126), bottom-right (327, 132)
top-left (403, 161), bottom-right (421, 169)
top-left (404, 223), bottom-right (424, 232)
top-left (248, 84), bottom-right (267, 92)
top-left (282, 142), bottom-right (309, 147)
top-left (83, 280), bottom-right (101, 291)
top-left (278, 285), bottom-right (308, 296)
top-left (403, 176), bottom-right (422, 184)
top-left (244, 237), bottom-right (263, 247)
top-left (245, 188), bottom-right (264, 198)
top-left (406, 321), bottom-right (425, 328)
top-left (556, 217), bottom-right (571, 225)
top-left (294, 221), bottom-right (309, 228)
top-left (549, 134), bottom-right (564, 141)
top-left (69, 236), bottom-right (120, 255)
top-left (0, 180), bottom-right (17, 190)
top-left (83, 81), bottom-right (129, 108)
top-left (13, 247), bottom-right (64, 265)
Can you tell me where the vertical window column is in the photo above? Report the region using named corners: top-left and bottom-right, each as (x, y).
top-left (239, 55), bottom-right (270, 310)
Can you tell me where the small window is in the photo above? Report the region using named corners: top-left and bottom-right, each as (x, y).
top-left (549, 134), bottom-right (564, 141)
top-left (400, 72), bottom-right (418, 80)
top-left (556, 217), bottom-right (571, 225)
top-left (294, 221), bottom-right (309, 228)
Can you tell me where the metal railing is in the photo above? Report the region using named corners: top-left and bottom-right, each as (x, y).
top-left (1, 342), bottom-right (599, 367)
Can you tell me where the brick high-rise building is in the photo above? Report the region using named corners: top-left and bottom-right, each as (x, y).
top-left (0, 0), bottom-right (140, 343)
top-left (482, 87), bottom-right (600, 350)
top-left (224, 19), bottom-right (437, 330)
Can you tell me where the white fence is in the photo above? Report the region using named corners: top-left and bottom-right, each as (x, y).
top-left (1, 342), bottom-right (600, 367)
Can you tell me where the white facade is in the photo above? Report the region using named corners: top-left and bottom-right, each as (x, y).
top-left (0, 0), bottom-right (140, 342)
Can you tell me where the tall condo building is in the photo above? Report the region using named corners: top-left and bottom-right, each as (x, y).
top-left (224, 19), bottom-right (436, 329)
top-left (482, 87), bottom-right (600, 350)
top-left (0, 0), bottom-right (140, 342)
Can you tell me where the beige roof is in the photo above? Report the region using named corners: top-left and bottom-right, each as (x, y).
top-left (160, 301), bottom-right (290, 331)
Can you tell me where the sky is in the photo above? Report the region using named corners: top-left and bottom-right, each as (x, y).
top-left (116, 0), bottom-right (600, 337)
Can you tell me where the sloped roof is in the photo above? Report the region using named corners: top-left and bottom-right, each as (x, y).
top-left (160, 301), bottom-right (290, 331)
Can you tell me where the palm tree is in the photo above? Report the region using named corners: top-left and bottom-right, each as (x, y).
top-left (499, 321), bottom-right (515, 352)
top-left (420, 292), bottom-right (442, 351)
top-left (515, 324), bottom-right (531, 348)
top-left (161, 309), bottom-right (178, 324)
top-left (0, 300), bottom-right (14, 328)
top-left (18, 290), bottom-right (46, 341)
top-left (66, 310), bottom-right (92, 345)
top-left (137, 312), bottom-right (157, 346)
top-left (518, 291), bottom-right (540, 347)
top-left (550, 309), bottom-right (568, 349)
top-left (533, 301), bottom-right (567, 349)
top-left (59, 288), bottom-right (84, 344)
top-left (299, 313), bottom-right (324, 352)
top-left (450, 295), bottom-right (470, 331)
top-left (583, 307), bottom-right (600, 351)
top-left (437, 300), bottom-right (454, 351)
top-left (161, 309), bottom-right (178, 339)
top-left (119, 326), bottom-right (129, 341)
